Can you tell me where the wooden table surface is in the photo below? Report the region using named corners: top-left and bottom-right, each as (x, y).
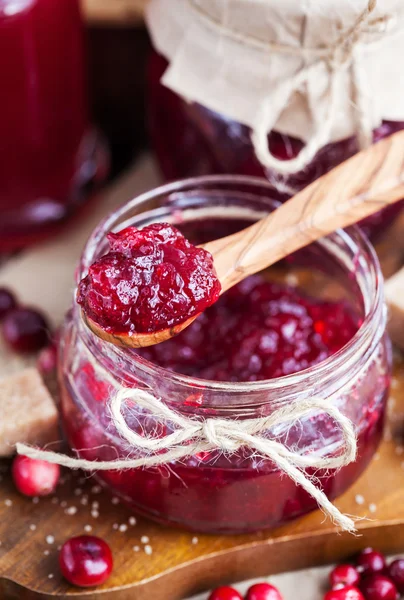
top-left (83, 0), bottom-right (148, 25)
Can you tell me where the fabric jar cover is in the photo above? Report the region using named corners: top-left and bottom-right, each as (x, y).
top-left (146, 0), bottom-right (404, 173)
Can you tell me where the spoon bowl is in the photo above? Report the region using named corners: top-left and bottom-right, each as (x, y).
top-left (82, 310), bottom-right (201, 349)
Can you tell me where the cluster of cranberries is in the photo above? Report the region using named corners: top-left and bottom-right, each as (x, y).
top-left (207, 550), bottom-right (404, 600)
top-left (324, 548), bottom-right (404, 600)
top-left (208, 583), bottom-right (282, 600)
top-left (12, 455), bottom-right (113, 587)
top-left (0, 287), bottom-right (50, 353)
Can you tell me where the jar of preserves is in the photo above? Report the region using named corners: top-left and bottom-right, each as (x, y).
top-left (0, 0), bottom-right (108, 252)
top-left (58, 176), bottom-right (391, 534)
top-left (146, 0), bottom-right (404, 239)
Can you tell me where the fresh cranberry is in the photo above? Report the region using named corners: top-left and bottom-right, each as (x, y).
top-left (357, 549), bottom-right (387, 577)
top-left (12, 455), bottom-right (60, 497)
top-left (360, 575), bottom-right (398, 600)
top-left (245, 582), bottom-right (283, 600)
top-left (324, 586), bottom-right (365, 600)
top-left (2, 307), bottom-right (50, 353)
top-left (77, 223), bottom-right (221, 335)
top-left (388, 559), bottom-right (404, 592)
top-left (207, 586), bottom-right (243, 600)
top-left (330, 565), bottom-right (360, 588)
top-left (59, 535), bottom-right (113, 587)
top-left (0, 288), bottom-right (17, 319)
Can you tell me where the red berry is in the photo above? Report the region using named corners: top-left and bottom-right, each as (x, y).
top-left (0, 288), bottom-right (17, 319)
top-left (360, 575), bottom-right (398, 600)
top-left (2, 307), bottom-right (50, 353)
top-left (245, 583), bottom-right (283, 600)
top-left (330, 565), bottom-right (360, 588)
top-left (59, 536), bottom-right (113, 587)
top-left (12, 455), bottom-right (60, 497)
top-left (388, 559), bottom-right (404, 593)
top-left (208, 586), bottom-right (243, 600)
top-left (357, 549), bottom-right (387, 577)
top-left (324, 586), bottom-right (365, 600)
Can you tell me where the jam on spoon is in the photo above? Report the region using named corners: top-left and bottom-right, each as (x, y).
top-left (77, 223), bottom-right (221, 347)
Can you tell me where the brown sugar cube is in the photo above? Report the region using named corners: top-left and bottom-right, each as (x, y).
top-left (0, 367), bottom-right (59, 457)
top-left (386, 266), bottom-right (404, 350)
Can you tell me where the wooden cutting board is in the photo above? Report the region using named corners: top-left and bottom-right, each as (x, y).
top-left (1, 157), bottom-right (404, 599)
top-left (82, 0), bottom-right (147, 25)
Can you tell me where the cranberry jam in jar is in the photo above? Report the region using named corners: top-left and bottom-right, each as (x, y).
top-left (59, 177), bottom-right (391, 534)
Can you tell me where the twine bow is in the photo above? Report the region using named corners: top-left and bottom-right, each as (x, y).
top-left (18, 387), bottom-right (358, 532)
top-left (188, 0), bottom-right (394, 175)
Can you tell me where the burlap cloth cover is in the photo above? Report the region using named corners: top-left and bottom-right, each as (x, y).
top-left (146, 0), bottom-right (404, 173)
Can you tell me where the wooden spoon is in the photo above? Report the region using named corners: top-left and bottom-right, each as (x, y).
top-left (84, 130), bottom-right (404, 348)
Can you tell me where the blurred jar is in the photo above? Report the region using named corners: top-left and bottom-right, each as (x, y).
top-left (146, 0), bottom-right (404, 241)
top-left (0, 0), bottom-right (108, 252)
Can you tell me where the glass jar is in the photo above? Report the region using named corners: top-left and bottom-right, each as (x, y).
top-left (147, 52), bottom-right (404, 240)
top-left (58, 176), bottom-right (391, 534)
top-left (0, 0), bottom-right (108, 252)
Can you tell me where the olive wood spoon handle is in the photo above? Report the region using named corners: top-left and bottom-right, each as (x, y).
top-left (204, 130), bottom-right (404, 293)
top-left (83, 130), bottom-right (404, 348)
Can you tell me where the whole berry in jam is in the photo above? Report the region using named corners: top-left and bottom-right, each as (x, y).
top-left (360, 575), bottom-right (398, 600)
top-left (208, 586), bottom-right (243, 600)
top-left (59, 535), bottom-right (113, 587)
top-left (324, 586), bottom-right (365, 600)
top-left (330, 565), bottom-right (360, 588)
top-left (2, 307), bottom-right (50, 353)
top-left (0, 288), bottom-right (17, 319)
top-left (357, 548), bottom-right (386, 577)
top-left (245, 582), bottom-right (283, 600)
top-left (12, 455), bottom-right (60, 497)
top-left (77, 223), bottom-right (221, 335)
top-left (388, 559), bottom-right (404, 592)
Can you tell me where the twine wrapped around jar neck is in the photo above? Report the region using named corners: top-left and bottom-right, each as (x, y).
top-left (147, 0), bottom-right (404, 176)
top-left (18, 384), bottom-right (359, 532)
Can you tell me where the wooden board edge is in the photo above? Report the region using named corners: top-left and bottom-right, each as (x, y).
top-left (82, 0), bottom-right (147, 26)
top-left (2, 520), bottom-right (404, 599)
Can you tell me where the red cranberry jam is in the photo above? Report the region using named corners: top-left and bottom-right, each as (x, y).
top-left (148, 52), bottom-right (404, 239)
top-left (77, 223), bottom-right (221, 335)
top-left (138, 276), bottom-right (359, 381)
top-left (59, 179), bottom-right (390, 534)
top-left (0, 0), bottom-right (108, 252)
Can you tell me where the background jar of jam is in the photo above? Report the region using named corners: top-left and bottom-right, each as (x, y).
top-left (147, 52), bottom-right (404, 241)
top-left (58, 176), bottom-right (391, 534)
top-left (0, 0), bottom-right (108, 252)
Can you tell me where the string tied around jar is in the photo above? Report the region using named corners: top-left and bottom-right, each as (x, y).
top-left (17, 386), bottom-right (359, 533)
top-left (187, 0), bottom-right (397, 176)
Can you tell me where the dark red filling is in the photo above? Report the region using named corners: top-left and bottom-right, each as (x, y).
top-left (138, 275), bottom-right (360, 381)
top-left (77, 223), bottom-right (221, 334)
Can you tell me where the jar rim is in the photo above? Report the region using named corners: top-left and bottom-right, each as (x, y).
top-left (78, 174), bottom-right (385, 394)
